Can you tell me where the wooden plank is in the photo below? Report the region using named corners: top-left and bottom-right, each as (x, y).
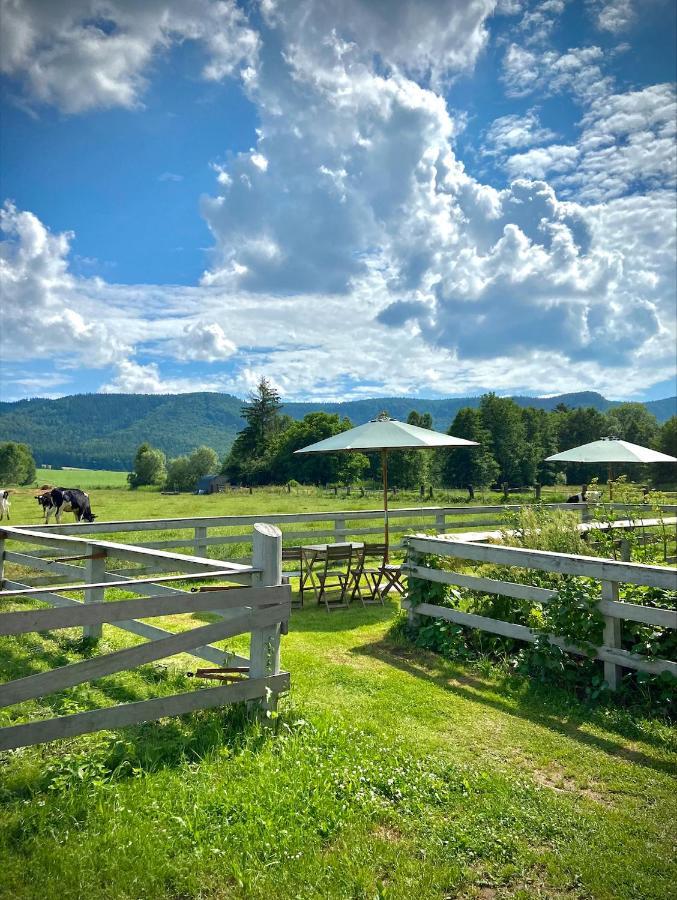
top-left (1, 580), bottom-right (244, 668)
top-left (3, 551), bottom-right (84, 578)
top-left (405, 565), bottom-right (556, 603)
top-left (0, 527), bottom-right (251, 575)
top-left (598, 599), bottom-right (677, 628)
top-left (0, 672), bottom-right (290, 751)
top-left (412, 602), bottom-right (535, 641)
top-left (407, 566), bottom-right (677, 626)
top-left (0, 585), bottom-right (290, 636)
top-left (0, 603), bottom-right (288, 708)
top-left (408, 602), bottom-right (677, 677)
top-left (407, 536), bottom-right (677, 590)
top-left (10, 502), bottom-right (675, 539)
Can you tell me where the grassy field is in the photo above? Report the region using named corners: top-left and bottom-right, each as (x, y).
top-left (35, 466), bottom-right (130, 489)
top-left (1, 488), bottom-right (675, 898)
top-left (0, 600), bottom-right (675, 899)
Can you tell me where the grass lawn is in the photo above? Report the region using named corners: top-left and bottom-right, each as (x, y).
top-left (1, 596), bottom-right (675, 899)
top-left (1, 488), bottom-right (675, 898)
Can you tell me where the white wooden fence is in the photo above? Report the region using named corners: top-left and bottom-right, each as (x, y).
top-left (0, 523), bottom-right (289, 750)
top-left (14, 502), bottom-right (677, 570)
top-left (403, 534), bottom-right (677, 690)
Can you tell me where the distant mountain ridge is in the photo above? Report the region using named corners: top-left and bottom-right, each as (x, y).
top-left (0, 391), bottom-right (674, 470)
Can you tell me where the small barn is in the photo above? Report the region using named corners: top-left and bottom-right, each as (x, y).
top-left (195, 475), bottom-right (229, 494)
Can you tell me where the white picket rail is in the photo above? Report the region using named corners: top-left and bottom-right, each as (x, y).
top-left (0, 523), bottom-right (289, 749)
top-left (403, 534), bottom-right (677, 690)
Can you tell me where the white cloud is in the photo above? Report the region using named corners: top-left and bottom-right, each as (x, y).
top-left (2, 2), bottom-right (674, 404)
top-left (485, 110), bottom-right (558, 153)
top-left (101, 359), bottom-right (224, 394)
top-left (503, 43), bottom-right (613, 103)
top-left (505, 143), bottom-right (579, 178)
top-left (0, 0), bottom-right (258, 113)
top-left (592, 0), bottom-right (635, 33)
top-left (0, 201), bottom-right (129, 365)
top-left (177, 321), bottom-right (237, 362)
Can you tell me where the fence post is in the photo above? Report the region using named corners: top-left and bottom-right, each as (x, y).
top-left (581, 504), bottom-right (592, 524)
top-left (620, 539), bottom-right (631, 562)
top-left (194, 525), bottom-right (208, 558)
top-left (84, 546), bottom-right (106, 641)
top-left (334, 516), bottom-right (346, 543)
top-left (249, 523), bottom-right (283, 715)
top-left (435, 512), bottom-right (446, 533)
top-left (404, 539), bottom-right (422, 629)
top-left (0, 533), bottom-right (5, 587)
top-left (600, 579), bottom-right (622, 691)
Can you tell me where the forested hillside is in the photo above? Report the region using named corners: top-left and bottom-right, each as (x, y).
top-left (0, 390), bottom-right (674, 470)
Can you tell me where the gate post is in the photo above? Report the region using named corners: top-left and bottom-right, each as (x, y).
top-left (0, 532), bottom-right (5, 588)
top-left (84, 546), bottom-right (106, 641)
top-left (249, 523), bottom-right (283, 714)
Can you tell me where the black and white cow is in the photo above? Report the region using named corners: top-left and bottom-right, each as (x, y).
top-left (566, 486), bottom-right (602, 504)
top-left (36, 488), bottom-right (96, 524)
top-left (0, 490), bottom-right (10, 520)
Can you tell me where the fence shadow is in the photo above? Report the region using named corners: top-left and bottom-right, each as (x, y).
top-left (353, 637), bottom-right (676, 777)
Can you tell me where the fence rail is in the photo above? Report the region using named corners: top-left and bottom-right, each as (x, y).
top-left (403, 534), bottom-right (677, 690)
top-left (0, 523), bottom-right (289, 749)
top-left (12, 503), bottom-right (677, 566)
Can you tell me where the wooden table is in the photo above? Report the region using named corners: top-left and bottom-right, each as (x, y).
top-left (300, 542), bottom-right (364, 605)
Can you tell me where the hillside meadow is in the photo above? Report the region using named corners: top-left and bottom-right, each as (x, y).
top-left (1, 479), bottom-right (676, 898)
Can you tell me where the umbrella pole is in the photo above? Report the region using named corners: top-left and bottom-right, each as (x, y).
top-left (382, 449), bottom-right (389, 563)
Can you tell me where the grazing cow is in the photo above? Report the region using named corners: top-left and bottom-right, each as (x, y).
top-left (36, 488), bottom-right (96, 524)
top-left (0, 490), bottom-right (10, 520)
top-left (566, 486), bottom-right (602, 504)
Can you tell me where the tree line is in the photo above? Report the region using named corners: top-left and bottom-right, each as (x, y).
top-left (128, 379), bottom-right (673, 491)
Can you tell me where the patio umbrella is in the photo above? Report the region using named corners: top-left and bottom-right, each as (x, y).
top-left (295, 412), bottom-right (478, 560)
top-left (545, 437), bottom-right (676, 499)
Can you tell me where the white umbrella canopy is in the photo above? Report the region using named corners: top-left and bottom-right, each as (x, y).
top-left (546, 437), bottom-right (676, 498)
top-left (295, 413), bottom-right (478, 559)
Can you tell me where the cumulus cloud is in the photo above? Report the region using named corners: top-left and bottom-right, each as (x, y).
top-left (0, 0), bottom-right (258, 112)
top-left (101, 359), bottom-right (226, 394)
top-left (0, 201), bottom-right (129, 365)
top-left (592, 0), bottom-right (635, 33)
top-left (2, 1), bottom-right (674, 403)
top-left (177, 321), bottom-right (237, 362)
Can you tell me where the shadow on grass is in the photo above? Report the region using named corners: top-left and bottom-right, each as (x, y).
top-left (353, 637), bottom-right (677, 776)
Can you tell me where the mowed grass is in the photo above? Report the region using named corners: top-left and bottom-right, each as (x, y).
top-left (1, 488), bottom-right (676, 898)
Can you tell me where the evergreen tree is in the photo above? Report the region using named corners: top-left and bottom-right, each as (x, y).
top-left (224, 378), bottom-right (283, 483)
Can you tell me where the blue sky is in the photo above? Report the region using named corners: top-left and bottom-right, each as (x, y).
top-left (1, 0), bottom-right (675, 405)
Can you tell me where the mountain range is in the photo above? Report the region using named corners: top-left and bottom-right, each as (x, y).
top-left (0, 391), bottom-right (674, 470)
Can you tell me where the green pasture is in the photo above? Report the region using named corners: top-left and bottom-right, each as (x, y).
top-left (0, 595), bottom-right (675, 900)
top-left (1, 484), bottom-right (675, 898)
top-left (35, 467), bottom-right (130, 489)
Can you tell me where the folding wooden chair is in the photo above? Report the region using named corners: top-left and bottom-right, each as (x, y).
top-left (361, 543), bottom-right (405, 602)
top-left (315, 543), bottom-right (354, 611)
top-left (281, 546), bottom-right (303, 607)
